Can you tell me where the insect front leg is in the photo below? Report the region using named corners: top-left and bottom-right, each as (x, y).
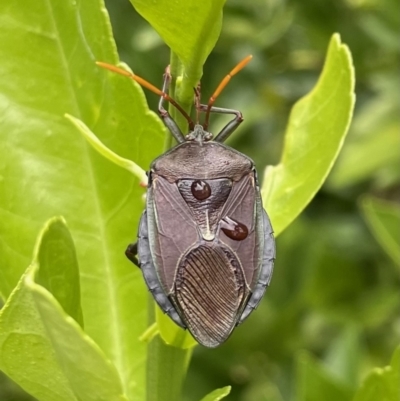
top-left (158, 66), bottom-right (186, 143)
top-left (198, 104), bottom-right (243, 143)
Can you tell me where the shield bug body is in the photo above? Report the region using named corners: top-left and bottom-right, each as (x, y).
top-left (98, 57), bottom-right (275, 348)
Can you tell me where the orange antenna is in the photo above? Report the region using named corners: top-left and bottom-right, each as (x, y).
top-left (204, 55), bottom-right (253, 130)
top-left (96, 62), bottom-right (194, 128)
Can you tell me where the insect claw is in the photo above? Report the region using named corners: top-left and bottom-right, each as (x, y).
top-left (164, 64), bottom-right (171, 76)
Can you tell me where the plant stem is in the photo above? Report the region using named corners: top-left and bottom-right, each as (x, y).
top-left (146, 51), bottom-right (196, 401)
top-left (169, 52), bottom-right (193, 139)
top-left (146, 335), bottom-right (192, 401)
top-left (146, 294), bottom-right (192, 401)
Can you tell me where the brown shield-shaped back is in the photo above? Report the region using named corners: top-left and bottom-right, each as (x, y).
top-left (146, 141), bottom-right (264, 347)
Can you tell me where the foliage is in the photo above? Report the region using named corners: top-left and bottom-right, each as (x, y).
top-left (0, 0), bottom-right (398, 400)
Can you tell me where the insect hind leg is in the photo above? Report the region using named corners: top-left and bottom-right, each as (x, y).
top-left (125, 242), bottom-right (139, 267)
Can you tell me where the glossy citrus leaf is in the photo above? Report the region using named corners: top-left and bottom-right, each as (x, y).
top-left (65, 114), bottom-right (148, 185)
top-left (35, 217), bottom-right (83, 327)
top-left (0, 0), bottom-right (165, 399)
top-left (199, 386), bottom-right (231, 401)
top-left (262, 34), bottom-right (355, 235)
top-left (155, 306), bottom-right (197, 349)
top-left (31, 283), bottom-right (128, 401)
top-left (0, 265), bottom-right (77, 401)
top-left (146, 335), bottom-right (191, 401)
top-left (0, 218), bottom-right (127, 401)
top-left (130, 0), bottom-right (226, 109)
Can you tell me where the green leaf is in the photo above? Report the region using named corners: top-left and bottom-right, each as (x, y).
top-left (130, 0), bottom-right (227, 130)
top-left (0, 0), bottom-right (165, 399)
top-left (31, 282), bottom-right (128, 401)
top-left (199, 386), bottom-right (231, 401)
top-left (0, 266), bottom-right (77, 401)
top-left (262, 34), bottom-right (355, 235)
top-left (353, 345), bottom-right (400, 401)
top-left (146, 335), bottom-right (192, 401)
top-left (296, 352), bottom-right (353, 401)
top-left (0, 218), bottom-right (127, 401)
top-left (360, 197), bottom-right (400, 268)
top-left (35, 217), bottom-right (83, 327)
top-left (328, 71), bottom-right (400, 189)
top-left (156, 306), bottom-right (198, 349)
top-left (328, 122), bottom-right (400, 189)
top-left (325, 326), bottom-right (361, 388)
top-left (65, 114), bottom-right (148, 185)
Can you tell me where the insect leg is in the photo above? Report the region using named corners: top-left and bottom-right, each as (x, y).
top-left (237, 210), bottom-right (275, 324)
top-left (125, 242), bottom-right (139, 267)
top-left (136, 211), bottom-right (186, 328)
top-left (158, 67), bottom-right (186, 143)
top-left (198, 104), bottom-right (243, 143)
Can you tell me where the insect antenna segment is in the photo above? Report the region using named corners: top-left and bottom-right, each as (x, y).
top-left (96, 61), bottom-right (194, 128)
top-left (96, 56), bottom-right (252, 135)
top-left (203, 55), bottom-right (253, 131)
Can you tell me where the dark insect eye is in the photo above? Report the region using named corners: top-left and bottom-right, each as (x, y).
top-left (220, 216), bottom-right (248, 241)
top-left (191, 180), bottom-right (211, 200)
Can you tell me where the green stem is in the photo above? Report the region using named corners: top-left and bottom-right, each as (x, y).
top-left (146, 295), bottom-right (192, 401)
top-left (146, 335), bottom-right (192, 401)
top-left (146, 51), bottom-right (195, 401)
top-left (168, 51), bottom-right (194, 139)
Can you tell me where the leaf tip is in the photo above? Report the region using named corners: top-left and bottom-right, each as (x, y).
top-left (329, 33), bottom-right (355, 91)
top-left (32, 216), bottom-right (69, 263)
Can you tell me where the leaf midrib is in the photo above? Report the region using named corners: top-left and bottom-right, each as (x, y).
top-left (44, 0), bottom-right (124, 378)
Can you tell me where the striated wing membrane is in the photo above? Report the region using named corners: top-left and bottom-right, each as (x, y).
top-left (173, 244), bottom-right (246, 347)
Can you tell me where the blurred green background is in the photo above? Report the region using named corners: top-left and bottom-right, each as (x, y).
top-left (1, 0), bottom-right (398, 400)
